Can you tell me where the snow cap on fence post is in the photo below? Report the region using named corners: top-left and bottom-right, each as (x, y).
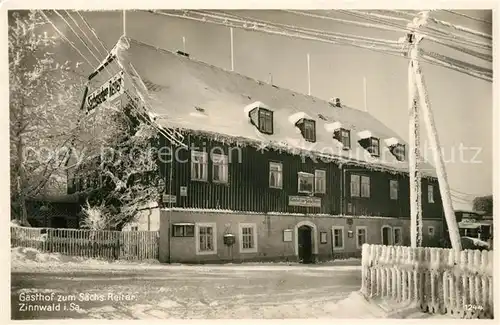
top-left (362, 243), bottom-right (370, 267)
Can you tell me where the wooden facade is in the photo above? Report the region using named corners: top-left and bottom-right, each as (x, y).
top-left (159, 132), bottom-right (444, 218)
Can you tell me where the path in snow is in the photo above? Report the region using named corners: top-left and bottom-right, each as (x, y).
top-left (12, 265), bottom-right (361, 319)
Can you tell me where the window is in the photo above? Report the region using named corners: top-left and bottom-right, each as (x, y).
top-left (428, 226), bottom-right (435, 237)
top-left (301, 119), bottom-right (316, 142)
top-left (356, 227), bottom-right (367, 249)
top-left (172, 224), bottom-right (195, 237)
top-left (315, 169), bottom-right (326, 194)
top-left (334, 128), bottom-right (351, 149)
top-left (269, 162), bottom-right (283, 189)
top-left (332, 226), bottom-right (344, 250)
top-left (350, 174), bottom-right (360, 197)
top-left (195, 223), bottom-right (216, 255)
top-left (298, 172), bottom-right (314, 193)
top-left (428, 184), bottom-right (435, 203)
top-left (341, 129), bottom-right (351, 149)
top-left (212, 153), bottom-right (228, 183)
top-left (361, 176), bottom-right (370, 198)
top-left (390, 179), bottom-right (399, 200)
top-left (391, 144), bottom-right (405, 161)
top-left (131, 226), bottom-right (138, 232)
top-left (368, 137), bottom-right (380, 156)
top-left (239, 223), bottom-right (258, 253)
top-left (258, 108), bottom-right (273, 134)
top-left (393, 227), bottom-right (402, 245)
top-left (191, 151), bottom-right (208, 181)
top-left (381, 226), bottom-right (392, 245)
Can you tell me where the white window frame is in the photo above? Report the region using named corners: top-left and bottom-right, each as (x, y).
top-left (381, 225), bottom-right (392, 246)
top-left (212, 153), bottom-right (229, 183)
top-left (428, 184), bottom-right (435, 203)
top-left (298, 172), bottom-right (314, 194)
top-left (191, 151), bottom-right (208, 181)
top-left (350, 174), bottom-right (360, 197)
top-left (393, 227), bottom-right (403, 245)
top-left (238, 223), bottom-right (258, 253)
top-left (269, 161), bottom-right (283, 189)
top-left (428, 226), bottom-right (435, 237)
top-left (390, 179), bottom-right (399, 200)
top-left (331, 226), bottom-right (345, 250)
top-left (195, 222), bottom-right (217, 255)
top-left (314, 169), bottom-right (326, 194)
top-left (361, 175), bottom-right (370, 198)
top-left (356, 226), bottom-right (367, 249)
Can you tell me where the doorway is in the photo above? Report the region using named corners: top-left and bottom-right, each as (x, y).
top-left (382, 226), bottom-right (392, 245)
top-left (298, 225), bottom-right (313, 263)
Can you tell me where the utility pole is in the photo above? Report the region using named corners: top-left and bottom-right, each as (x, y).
top-left (407, 11), bottom-right (462, 250)
top-left (405, 19), bottom-right (423, 248)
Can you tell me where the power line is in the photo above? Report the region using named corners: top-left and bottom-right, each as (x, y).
top-left (75, 11), bottom-right (109, 54)
top-left (443, 10), bottom-right (492, 25)
top-left (64, 10), bottom-right (106, 59)
top-left (53, 10), bottom-right (102, 67)
top-left (150, 10), bottom-right (491, 82)
top-left (39, 11), bottom-right (96, 69)
top-left (339, 10), bottom-right (492, 52)
top-left (45, 11), bottom-right (185, 147)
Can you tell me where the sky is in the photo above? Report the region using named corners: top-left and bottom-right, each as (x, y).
top-left (26, 9), bottom-right (493, 210)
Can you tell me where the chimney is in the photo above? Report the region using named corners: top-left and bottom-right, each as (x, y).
top-left (329, 97), bottom-right (341, 108)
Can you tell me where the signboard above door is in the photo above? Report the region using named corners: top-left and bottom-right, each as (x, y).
top-left (288, 196), bottom-right (321, 208)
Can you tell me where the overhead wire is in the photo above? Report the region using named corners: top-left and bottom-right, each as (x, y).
top-left (39, 10), bottom-right (96, 69)
top-left (157, 10), bottom-right (491, 82)
top-left (204, 9), bottom-right (402, 45)
top-left (443, 10), bottom-right (492, 25)
top-left (44, 10), bottom-right (185, 147)
top-left (64, 10), bottom-right (106, 58)
top-left (338, 9), bottom-right (492, 52)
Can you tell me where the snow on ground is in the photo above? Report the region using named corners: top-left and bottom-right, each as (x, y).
top-left (11, 248), bottom-right (449, 319)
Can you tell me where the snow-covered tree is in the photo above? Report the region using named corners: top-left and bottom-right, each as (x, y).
top-left (9, 10), bottom-right (86, 225)
top-left (74, 97), bottom-right (165, 230)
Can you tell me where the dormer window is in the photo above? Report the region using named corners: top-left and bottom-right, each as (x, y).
top-left (334, 128), bottom-right (351, 149)
top-left (368, 137), bottom-right (380, 157)
top-left (297, 119), bottom-right (316, 142)
top-left (245, 101), bottom-right (274, 135)
top-left (391, 144), bottom-right (405, 161)
top-left (358, 135), bottom-right (380, 157)
top-left (258, 108), bottom-right (273, 134)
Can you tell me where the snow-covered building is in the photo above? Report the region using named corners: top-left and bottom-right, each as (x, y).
top-left (76, 36), bottom-right (445, 263)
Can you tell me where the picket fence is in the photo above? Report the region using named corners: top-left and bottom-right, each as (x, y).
top-left (361, 244), bottom-right (493, 319)
top-left (11, 226), bottom-right (159, 261)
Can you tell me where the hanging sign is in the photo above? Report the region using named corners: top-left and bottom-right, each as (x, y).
top-left (86, 71), bottom-right (125, 112)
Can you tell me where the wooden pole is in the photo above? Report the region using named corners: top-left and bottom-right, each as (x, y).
top-left (408, 54), bottom-right (422, 248)
top-left (230, 27), bottom-right (234, 71)
top-left (123, 10), bottom-right (126, 36)
top-left (307, 53), bottom-right (311, 95)
top-left (410, 57), bottom-right (462, 251)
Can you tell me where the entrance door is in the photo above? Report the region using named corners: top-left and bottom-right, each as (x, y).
top-left (298, 225), bottom-right (313, 263)
top-left (382, 226), bottom-right (391, 245)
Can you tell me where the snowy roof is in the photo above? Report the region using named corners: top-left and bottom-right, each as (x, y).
top-left (288, 112), bottom-right (312, 125)
top-left (324, 122), bottom-right (342, 132)
top-left (384, 137), bottom-right (402, 147)
top-left (112, 37), bottom-right (436, 177)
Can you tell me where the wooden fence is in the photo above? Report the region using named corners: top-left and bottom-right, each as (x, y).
top-left (361, 244), bottom-right (493, 319)
top-left (11, 226), bottom-right (159, 261)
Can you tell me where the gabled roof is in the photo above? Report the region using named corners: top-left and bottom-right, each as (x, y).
top-left (110, 36), bottom-right (436, 177)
